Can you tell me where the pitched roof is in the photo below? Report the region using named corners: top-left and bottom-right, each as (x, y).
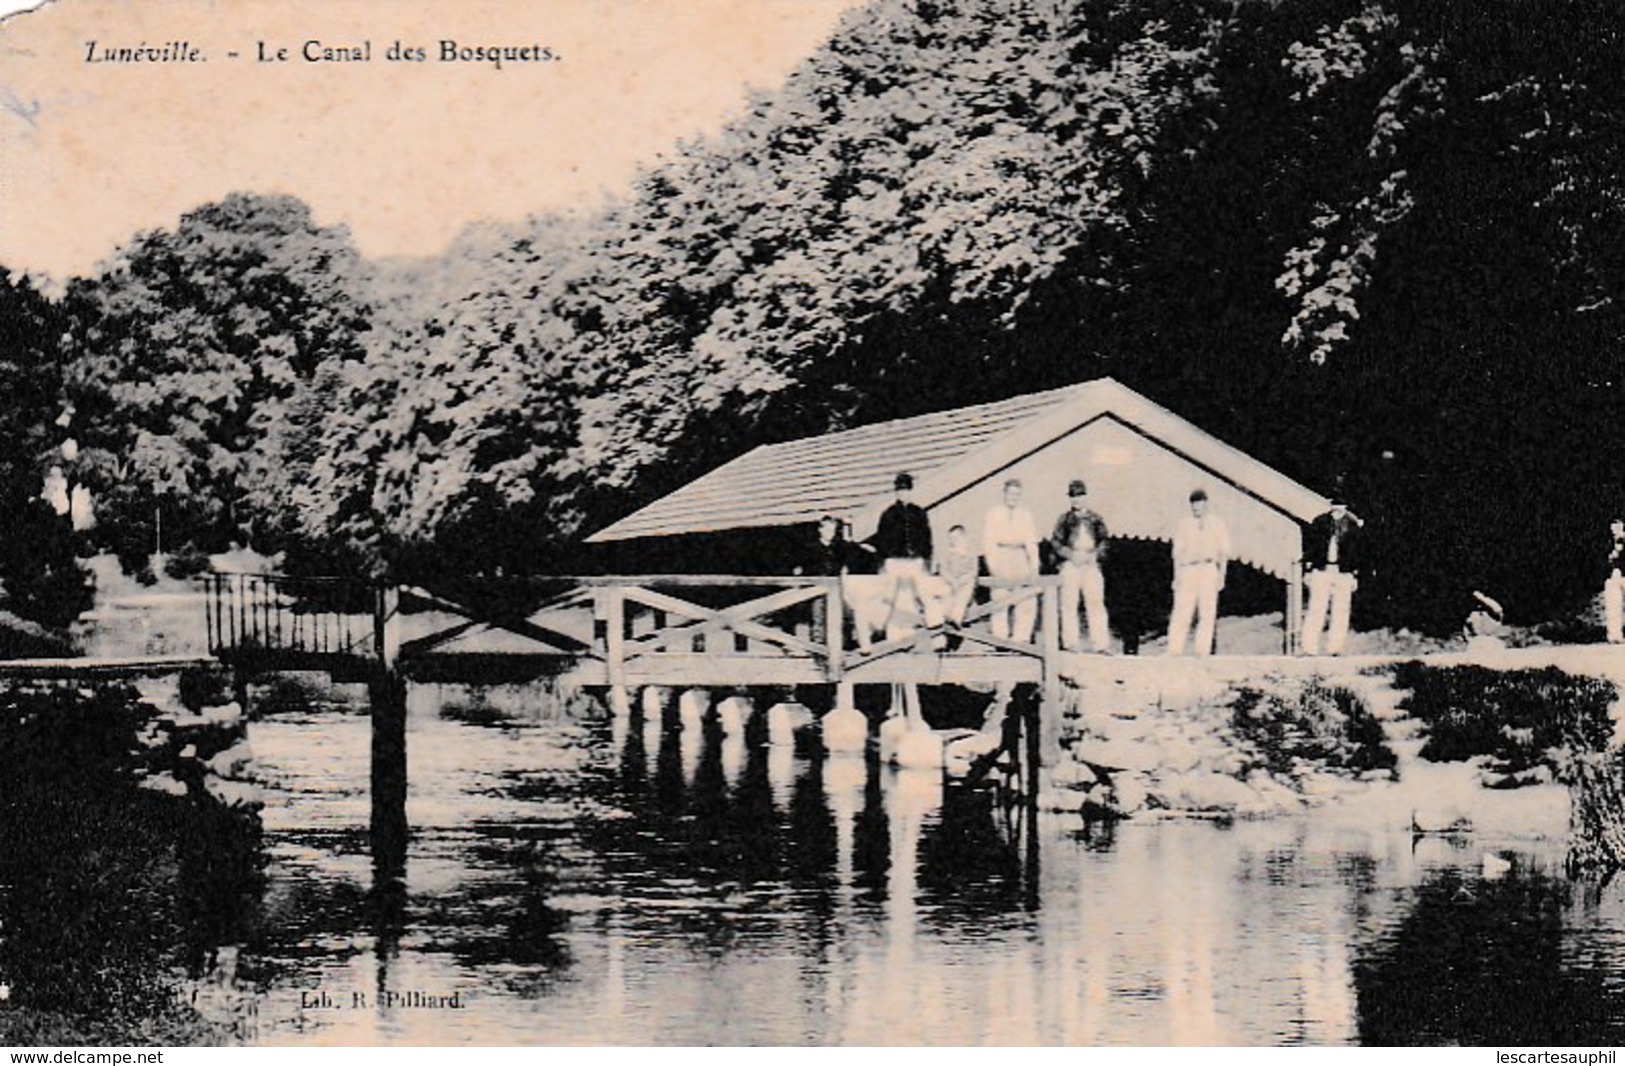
top-left (587, 378), bottom-right (1328, 543)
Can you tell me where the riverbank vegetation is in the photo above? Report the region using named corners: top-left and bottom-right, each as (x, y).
top-left (1391, 662), bottom-right (1616, 776)
top-left (0, 683), bottom-right (261, 1044)
top-left (0, 0), bottom-right (1622, 640)
top-left (1230, 681), bottom-right (1396, 778)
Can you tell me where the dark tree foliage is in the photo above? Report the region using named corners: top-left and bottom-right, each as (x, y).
top-left (6, 0), bottom-right (1623, 637)
top-left (61, 193), bottom-right (372, 566)
top-left (0, 269), bottom-right (93, 628)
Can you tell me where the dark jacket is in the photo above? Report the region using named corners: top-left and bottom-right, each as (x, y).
top-left (1049, 507), bottom-right (1109, 567)
top-left (1304, 510), bottom-right (1362, 573)
top-left (798, 529), bottom-right (868, 577)
top-left (872, 500), bottom-right (933, 563)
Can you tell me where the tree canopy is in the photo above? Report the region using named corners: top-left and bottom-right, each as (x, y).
top-left (0, 0), bottom-right (1622, 633)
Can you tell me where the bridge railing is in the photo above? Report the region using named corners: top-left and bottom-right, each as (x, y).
top-left (577, 573), bottom-right (1062, 688)
top-left (201, 571), bottom-right (1065, 693)
top-left (205, 572), bottom-right (377, 666)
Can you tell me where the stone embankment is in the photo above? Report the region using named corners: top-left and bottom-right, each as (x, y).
top-left (1040, 657), bottom-right (1588, 842)
top-left (1041, 663), bottom-right (1403, 820)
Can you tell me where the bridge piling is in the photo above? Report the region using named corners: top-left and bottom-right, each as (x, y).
top-left (369, 585), bottom-right (407, 882)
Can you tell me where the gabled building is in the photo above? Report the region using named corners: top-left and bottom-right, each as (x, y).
top-left (590, 378), bottom-right (1331, 649)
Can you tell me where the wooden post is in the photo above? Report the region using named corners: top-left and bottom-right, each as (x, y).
top-left (1039, 582), bottom-right (1061, 703)
top-left (205, 575), bottom-right (216, 654)
top-left (1022, 685), bottom-right (1042, 910)
top-left (376, 584), bottom-right (402, 669)
top-left (1286, 558), bottom-right (1304, 656)
top-left (370, 583), bottom-right (407, 883)
top-left (231, 667), bottom-right (249, 716)
top-left (825, 580), bottom-right (844, 684)
top-left (605, 587), bottom-right (626, 689)
top-left (1037, 583), bottom-right (1062, 775)
top-left (1025, 685), bottom-right (1043, 800)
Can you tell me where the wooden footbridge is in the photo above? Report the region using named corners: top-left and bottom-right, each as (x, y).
top-left (199, 570), bottom-right (1071, 698)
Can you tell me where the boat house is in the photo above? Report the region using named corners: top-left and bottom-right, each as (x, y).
top-left (591, 378), bottom-right (1331, 653)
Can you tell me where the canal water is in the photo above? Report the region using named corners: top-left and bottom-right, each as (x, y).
top-left (201, 680), bottom-right (1625, 1045)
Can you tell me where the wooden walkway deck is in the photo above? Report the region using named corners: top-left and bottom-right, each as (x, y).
top-left (0, 654), bottom-right (216, 679)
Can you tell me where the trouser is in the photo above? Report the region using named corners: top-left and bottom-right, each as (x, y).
top-left (1168, 563), bottom-right (1221, 656)
top-left (1302, 568), bottom-right (1357, 655)
top-left (1060, 561), bottom-right (1109, 651)
top-left (1608, 571), bottom-right (1624, 644)
top-left (944, 580), bottom-right (975, 625)
top-left (986, 548), bottom-right (1036, 642)
top-left (881, 558), bottom-right (943, 636)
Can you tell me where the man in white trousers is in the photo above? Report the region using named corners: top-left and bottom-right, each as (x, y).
top-left (1049, 479), bottom-right (1111, 652)
top-left (1302, 498), bottom-right (1364, 655)
top-left (1606, 518), bottom-right (1625, 644)
top-left (983, 478), bottom-right (1041, 642)
top-left (1168, 489), bottom-right (1230, 656)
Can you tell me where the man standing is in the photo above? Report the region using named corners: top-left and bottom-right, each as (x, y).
top-left (1606, 518), bottom-right (1625, 645)
top-left (982, 478), bottom-right (1041, 642)
top-left (1168, 488), bottom-right (1230, 656)
top-left (1050, 479), bottom-right (1111, 652)
top-left (871, 473), bottom-right (942, 637)
top-left (1302, 498), bottom-right (1365, 655)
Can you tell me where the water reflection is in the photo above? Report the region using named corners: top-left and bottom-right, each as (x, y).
top-left (39, 679), bottom-right (1625, 1045)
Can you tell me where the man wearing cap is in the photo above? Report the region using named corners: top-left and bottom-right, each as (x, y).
top-left (982, 478), bottom-right (1041, 642)
top-left (871, 473), bottom-right (943, 638)
top-left (1168, 488), bottom-right (1231, 656)
top-left (1301, 498), bottom-right (1365, 655)
top-left (1050, 479), bottom-right (1111, 652)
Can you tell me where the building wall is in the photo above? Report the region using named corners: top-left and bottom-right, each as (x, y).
top-left (921, 416), bottom-right (1303, 580)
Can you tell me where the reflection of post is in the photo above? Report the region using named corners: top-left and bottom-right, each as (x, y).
top-left (825, 756), bottom-right (865, 894)
top-left (768, 745), bottom-right (798, 810)
top-left (722, 733), bottom-right (748, 791)
top-left (879, 769), bottom-right (942, 1041)
top-left (370, 584), bottom-right (407, 884)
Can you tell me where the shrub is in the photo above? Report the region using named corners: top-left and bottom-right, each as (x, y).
top-left (164, 545), bottom-right (212, 581)
top-left (1231, 681), bottom-right (1397, 775)
top-left (0, 682), bottom-right (261, 1034)
top-left (1392, 662), bottom-right (1614, 773)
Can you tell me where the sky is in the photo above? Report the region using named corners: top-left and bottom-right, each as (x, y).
top-left (0, 0), bottom-right (855, 282)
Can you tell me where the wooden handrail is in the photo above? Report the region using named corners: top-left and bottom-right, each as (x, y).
top-left (208, 571), bottom-right (1065, 590)
top-left (556, 574), bottom-right (1065, 589)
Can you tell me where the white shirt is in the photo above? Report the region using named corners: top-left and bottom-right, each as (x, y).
top-left (983, 505), bottom-right (1039, 575)
top-left (983, 505), bottom-right (1038, 550)
top-left (1172, 511), bottom-right (1231, 568)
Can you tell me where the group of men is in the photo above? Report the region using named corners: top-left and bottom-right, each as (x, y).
top-left (799, 471), bottom-right (1368, 657)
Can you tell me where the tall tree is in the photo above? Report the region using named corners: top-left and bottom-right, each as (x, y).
top-left (63, 193), bottom-right (371, 566)
top-left (0, 268), bottom-right (93, 628)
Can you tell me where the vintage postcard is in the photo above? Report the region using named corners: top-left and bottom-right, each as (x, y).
top-left (3, 0), bottom-right (1624, 1051)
